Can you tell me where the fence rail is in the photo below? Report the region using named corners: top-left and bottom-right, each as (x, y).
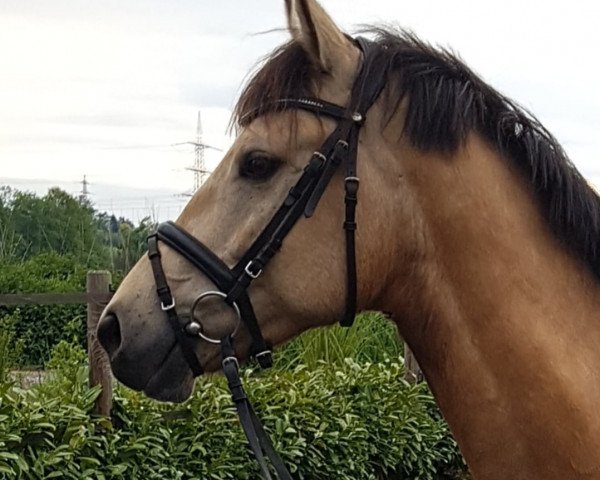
top-left (0, 271), bottom-right (114, 417)
top-left (0, 292), bottom-right (113, 306)
top-left (1, 270), bottom-right (423, 416)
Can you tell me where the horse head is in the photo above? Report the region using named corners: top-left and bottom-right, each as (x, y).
top-left (97, 0), bottom-right (411, 402)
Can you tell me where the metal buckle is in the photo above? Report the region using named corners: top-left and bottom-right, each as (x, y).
top-left (313, 151), bottom-right (327, 162)
top-left (255, 350), bottom-right (271, 361)
top-left (345, 176), bottom-right (360, 197)
top-left (351, 112), bottom-right (363, 123)
top-left (244, 261), bottom-right (262, 279)
top-left (161, 298), bottom-right (176, 311)
top-left (254, 350), bottom-right (273, 368)
top-left (222, 355), bottom-right (239, 369)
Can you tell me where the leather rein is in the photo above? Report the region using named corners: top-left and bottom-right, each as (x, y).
top-left (147, 37), bottom-right (387, 479)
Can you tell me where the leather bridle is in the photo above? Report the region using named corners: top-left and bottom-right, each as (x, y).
top-left (147, 37), bottom-right (387, 479)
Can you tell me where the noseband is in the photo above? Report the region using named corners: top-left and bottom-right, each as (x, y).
top-left (147, 37), bottom-right (387, 479)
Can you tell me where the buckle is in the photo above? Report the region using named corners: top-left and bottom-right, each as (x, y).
top-left (345, 176), bottom-right (360, 196)
top-left (222, 356), bottom-right (239, 369)
top-left (255, 350), bottom-right (273, 369)
top-left (161, 298), bottom-right (176, 311)
top-left (244, 260), bottom-right (262, 279)
top-left (312, 151), bottom-right (327, 163)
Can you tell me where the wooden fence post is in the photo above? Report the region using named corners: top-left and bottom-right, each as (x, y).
top-left (404, 342), bottom-right (424, 384)
top-left (86, 271), bottom-right (113, 417)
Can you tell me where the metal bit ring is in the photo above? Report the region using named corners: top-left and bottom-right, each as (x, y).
top-left (188, 291), bottom-right (241, 344)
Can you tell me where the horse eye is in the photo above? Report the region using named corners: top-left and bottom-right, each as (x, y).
top-left (239, 152), bottom-right (280, 180)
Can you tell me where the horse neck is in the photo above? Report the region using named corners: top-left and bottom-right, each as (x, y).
top-left (380, 133), bottom-right (600, 479)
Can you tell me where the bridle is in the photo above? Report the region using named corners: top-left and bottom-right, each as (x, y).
top-left (147, 37), bottom-right (387, 479)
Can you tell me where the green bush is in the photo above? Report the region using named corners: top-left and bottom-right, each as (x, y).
top-left (0, 312), bottom-right (24, 383)
top-left (0, 343), bottom-right (465, 480)
top-left (0, 253), bottom-right (88, 366)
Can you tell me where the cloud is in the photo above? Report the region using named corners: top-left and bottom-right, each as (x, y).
top-left (0, 0), bottom-right (597, 200)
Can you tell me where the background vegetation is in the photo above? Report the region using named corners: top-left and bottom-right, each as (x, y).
top-left (0, 342), bottom-right (464, 480)
top-left (0, 186), bottom-right (467, 478)
top-left (0, 186), bottom-right (152, 366)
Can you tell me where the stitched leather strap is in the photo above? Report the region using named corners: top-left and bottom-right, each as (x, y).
top-left (146, 36), bottom-right (390, 480)
top-left (221, 337), bottom-right (293, 480)
top-left (241, 97), bottom-right (353, 125)
top-left (155, 224), bottom-right (272, 367)
top-left (147, 235), bottom-right (204, 376)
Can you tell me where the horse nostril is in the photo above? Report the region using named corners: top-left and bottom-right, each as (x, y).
top-left (97, 312), bottom-right (122, 357)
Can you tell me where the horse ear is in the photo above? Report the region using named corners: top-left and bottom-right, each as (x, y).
top-left (284, 0), bottom-right (353, 74)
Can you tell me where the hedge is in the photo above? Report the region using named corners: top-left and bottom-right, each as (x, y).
top-left (0, 343), bottom-right (465, 479)
top-left (0, 253), bottom-right (88, 366)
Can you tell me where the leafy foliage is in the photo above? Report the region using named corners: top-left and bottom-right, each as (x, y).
top-left (100, 215), bottom-right (154, 277)
top-left (0, 186), bottom-right (155, 273)
top-left (0, 312), bottom-right (24, 383)
top-left (277, 311), bottom-right (403, 369)
top-left (0, 187), bottom-right (106, 264)
top-left (0, 253), bottom-right (87, 366)
top-left (0, 186), bottom-right (467, 478)
top-left (0, 187), bottom-right (155, 366)
top-left (0, 343), bottom-right (465, 480)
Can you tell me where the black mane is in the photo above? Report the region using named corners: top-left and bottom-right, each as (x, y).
top-left (233, 27), bottom-right (600, 280)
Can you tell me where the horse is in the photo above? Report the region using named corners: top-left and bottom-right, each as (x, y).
top-left (97, 0), bottom-right (600, 478)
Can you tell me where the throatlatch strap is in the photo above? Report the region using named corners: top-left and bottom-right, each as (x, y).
top-left (337, 38), bottom-right (388, 326)
top-left (341, 124), bottom-right (360, 327)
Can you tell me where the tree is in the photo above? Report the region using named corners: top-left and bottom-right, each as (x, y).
top-left (0, 187), bottom-right (156, 365)
top-left (0, 187), bottom-right (23, 260)
top-left (113, 217), bottom-right (154, 273)
top-left (4, 187), bottom-right (109, 265)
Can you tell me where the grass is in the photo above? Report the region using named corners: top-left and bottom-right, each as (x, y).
top-left (275, 311), bottom-right (404, 369)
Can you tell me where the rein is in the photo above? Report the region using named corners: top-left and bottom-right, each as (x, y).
top-left (147, 37), bottom-right (387, 479)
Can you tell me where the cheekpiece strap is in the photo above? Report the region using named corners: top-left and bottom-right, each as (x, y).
top-left (147, 235), bottom-right (204, 376)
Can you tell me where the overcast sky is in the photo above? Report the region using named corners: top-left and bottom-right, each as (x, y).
top-left (1, 0), bottom-right (598, 220)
